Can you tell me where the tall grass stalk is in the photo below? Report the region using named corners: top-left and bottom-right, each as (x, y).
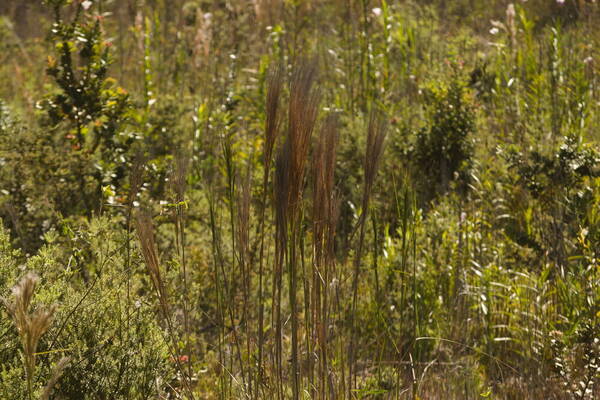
top-left (135, 212), bottom-right (196, 399)
top-left (312, 115), bottom-right (339, 399)
top-left (349, 109), bottom-right (387, 394)
top-left (274, 60), bottom-right (319, 400)
top-left (256, 65), bottom-right (283, 399)
top-left (220, 121), bottom-right (249, 390)
top-left (172, 152), bottom-right (193, 379)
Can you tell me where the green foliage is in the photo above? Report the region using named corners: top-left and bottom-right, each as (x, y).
top-left (0, 219), bottom-right (174, 400)
top-left (0, 1), bottom-right (141, 251)
top-left (40, 1), bottom-right (135, 213)
top-left (43, 8), bottom-right (130, 151)
top-left (552, 320), bottom-right (600, 400)
top-left (413, 77), bottom-right (476, 203)
top-left (506, 136), bottom-right (599, 201)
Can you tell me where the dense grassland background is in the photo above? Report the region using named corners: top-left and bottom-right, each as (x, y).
top-left (0, 0), bottom-right (599, 399)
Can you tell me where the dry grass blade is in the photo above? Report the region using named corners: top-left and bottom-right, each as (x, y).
top-left (134, 211), bottom-right (197, 399)
top-left (274, 143), bottom-right (290, 241)
top-left (272, 141), bottom-right (290, 399)
top-left (2, 272), bottom-right (57, 399)
top-left (287, 60), bottom-right (320, 217)
top-left (312, 114), bottom-right (340, 399)
top-left (350, 109), bottom-right (389, 239)
top-left (313, 115), bottom-right (339, 235)
top-left (265, 65), bottom-right (284, 169)
top-left (289, 59), bottom-right (320, 400)
top-left (313, 115), bottom-right (340, 275)
top-left (3, 272), bottom-right (56, 357)
top-left (40, 356), bottom-right (71, 400)
top-left (135, 212), bottom-right (168, 310)
top-left (271, 59), bottom-right (320, 400)
top-left (27, 307), bottom-right (55, 350)
top-left (4, 271), bottom-right (38, 320)
top-left (237, 166), bottom-right (251, 263)
top-left (256, 64), bottom-right (284, 398)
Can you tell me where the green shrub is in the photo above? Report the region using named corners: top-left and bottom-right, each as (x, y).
top-left (413, 77), bottom-right (476, 203)
top-left (0, 219), bottom-right (174, 399)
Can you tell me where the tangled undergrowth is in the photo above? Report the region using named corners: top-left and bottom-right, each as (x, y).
top-left (0, 0), bottom-right (599, 399)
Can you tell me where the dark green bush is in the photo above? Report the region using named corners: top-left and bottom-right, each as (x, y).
top-left (413, 77), bottom-right (476, 203)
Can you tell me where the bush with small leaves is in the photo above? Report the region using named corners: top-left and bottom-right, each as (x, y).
top-left (0, 219), bottom-right (174, 399)
top-left (413, 77), bottom-right (476, 204)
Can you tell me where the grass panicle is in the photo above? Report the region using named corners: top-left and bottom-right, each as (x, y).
top-left (312, 114), bottom-right (340, 399)
top-left (2, 272), bottom-right (59, 400)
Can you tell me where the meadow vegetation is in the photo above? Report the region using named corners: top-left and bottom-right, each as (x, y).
top-left (0, 0), bottom-right (599, 398)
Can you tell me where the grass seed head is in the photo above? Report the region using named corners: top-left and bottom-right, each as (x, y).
top-left (265, 65), bottom-right (284, 168)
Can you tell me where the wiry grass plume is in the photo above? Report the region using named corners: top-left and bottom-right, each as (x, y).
top-left (135, 212), bottom-right (168, 312)
top-left (2, 272), bottom-right (61, 400)
top-left (265, 65), bottom-right (284, 170)
top-left (272, 59), bottom-right (320, 400)
top-left (40, 356), bottom-right (71, 400)
top-left (256, 64), bottom-right (284, 397)
top-left (311, 114), bottom-right (340, 399)
top-left (286, 60), bottom-right (320, 217)
top-left (135, 211), bottom-right (197, 399)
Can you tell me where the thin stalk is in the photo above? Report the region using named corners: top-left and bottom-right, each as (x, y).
top-left (348, 110), bottom-right (387, 395)
top-left (257, 66), bottom-right (283, 399)
top-left (173, 154), bottom-right (192, 380)
top-left (207, 191), bottom-right (227, 400)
